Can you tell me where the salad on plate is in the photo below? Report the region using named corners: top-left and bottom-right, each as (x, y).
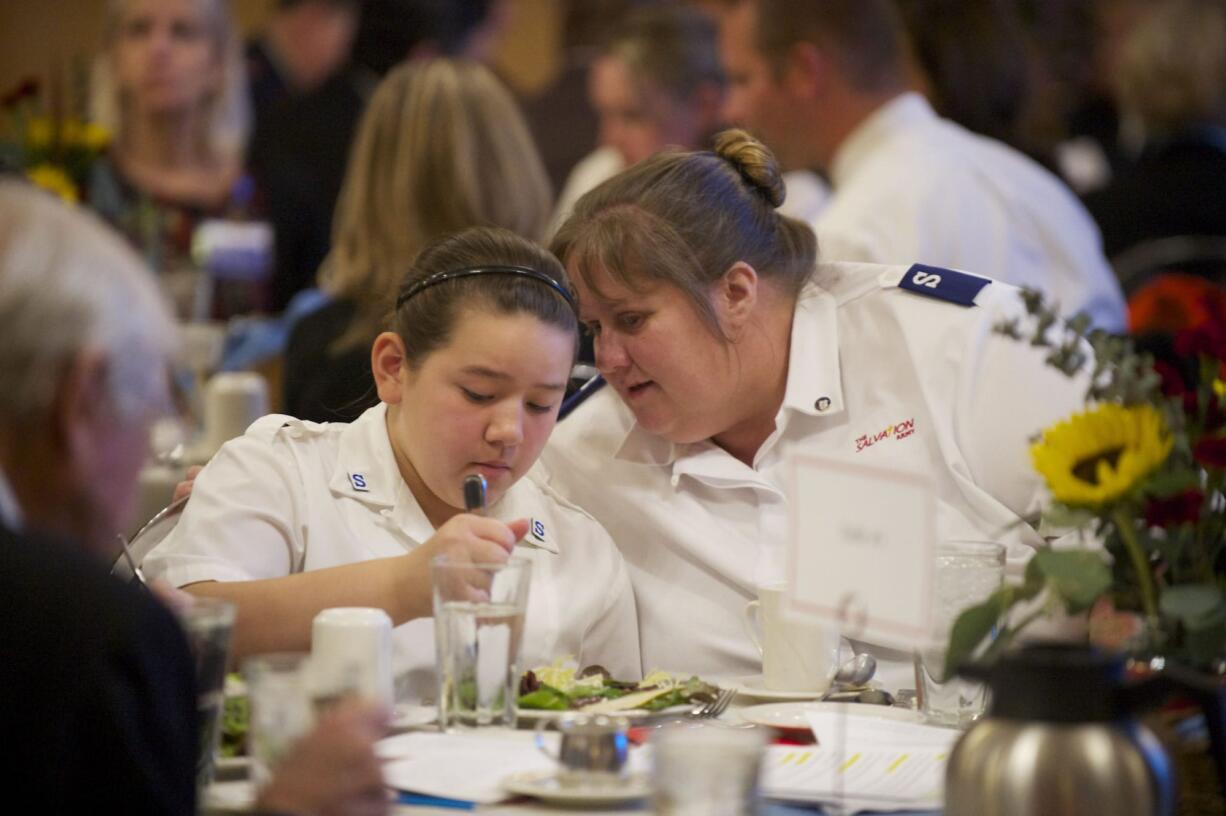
top-left (517, 661), bottom-right (719, 715)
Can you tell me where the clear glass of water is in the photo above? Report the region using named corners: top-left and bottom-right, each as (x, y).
top-left (651, 724), bottom-right (767, 816)
top-left (244, 652), bottom-right (314, 790)
top-left (914, 540), bottom-right (1006, 727)
top-left (432, 556), bottom-right (531, 731)
top-left (175, 596), bottom-right (236, 791)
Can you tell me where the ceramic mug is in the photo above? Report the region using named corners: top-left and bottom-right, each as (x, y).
top-left (743, 586), bottom-right (839, 692)
top-left (310, 607), bottom-right (394, 709)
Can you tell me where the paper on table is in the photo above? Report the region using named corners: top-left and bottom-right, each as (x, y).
top-left (759, 710), bottom-right (959, 813)
top-left (379, 731), bottom-right (556, 804)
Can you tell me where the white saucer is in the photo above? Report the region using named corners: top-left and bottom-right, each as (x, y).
top-left (735, 701), bottom-right (922, 733)
top-left (390, 704), bottom-right (436, 730)
top-left (727, 675), bottom-right (831, 701)
top-left (503, 770), bottom-right (650, 805)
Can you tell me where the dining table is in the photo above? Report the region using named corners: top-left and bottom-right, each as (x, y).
top-left (203, 693), bottom-right (947, 816)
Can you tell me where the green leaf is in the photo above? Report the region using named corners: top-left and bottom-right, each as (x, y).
top-left (1034, 549), bottom-right (1113, 613)
top-left (1143, 470), bottom-right (1201, 499)
top-left (1041, 504), bottom-right (1097, 530)
top-left (1160, 585), bottom-right (1226, 628)
top-left (518, 685), bottom-right (571, 711)
top-left (942, 587), bottom-right (1011, 680)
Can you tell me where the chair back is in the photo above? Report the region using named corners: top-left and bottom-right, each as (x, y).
top-left (111, 496), bottom-right (187, 582)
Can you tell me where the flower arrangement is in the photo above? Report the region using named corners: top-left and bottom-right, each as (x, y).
top-left (1, 77), bottom-right (109, 204)
top-left (945, 288), bottom-right (1226, 676)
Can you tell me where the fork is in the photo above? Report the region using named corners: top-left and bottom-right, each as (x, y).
top-left (691, 687), bottom-right (736, 719)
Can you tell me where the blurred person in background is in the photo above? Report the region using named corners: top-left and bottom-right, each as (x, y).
top-left (282, 59), bottom-right (552, 423)
top-left (88, 0), bottom-right (255, 301)
top-left (895, 0), bottom-right (1038, 156)
top-left (0, 180), bottom-right (387, 815)
top-left (263, 0), bottom-right (512, 312)
top-left (718, 0), bottom-right (1127, 331)
top-left (1082, 0), bottom-right (1226, 263)
top-left (550, 3), bottom-right (828, 236)
top-left (246, 0), bottom-right (367, 312)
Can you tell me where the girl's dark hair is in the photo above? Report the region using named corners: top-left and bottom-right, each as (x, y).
top-left (392, 226), bottom-right (578, 367)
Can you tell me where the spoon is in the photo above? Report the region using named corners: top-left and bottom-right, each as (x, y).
top-left (833, 653), bottom-right (876, 686)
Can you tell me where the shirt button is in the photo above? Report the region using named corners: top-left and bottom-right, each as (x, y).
top-left (815, 397), bottom-right (832, 412)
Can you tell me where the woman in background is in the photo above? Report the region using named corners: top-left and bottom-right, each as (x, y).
top-left (89, 0), bottom-right (254, 308)
top-left (284, 58), bottom-right (553, 422)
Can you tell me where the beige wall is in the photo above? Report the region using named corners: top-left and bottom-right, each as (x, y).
top-left (0, 0), bottom-right (557, 112)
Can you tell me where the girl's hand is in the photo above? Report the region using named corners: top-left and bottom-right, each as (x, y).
top-left (418, 515), bottom-right (530, 604)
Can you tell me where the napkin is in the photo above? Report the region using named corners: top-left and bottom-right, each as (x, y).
top-left (378, 731), bottom-right (557, 805)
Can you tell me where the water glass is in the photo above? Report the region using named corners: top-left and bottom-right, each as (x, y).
top-left (652, 725), bottom-right (767, 816)
top-left (913, 540), bottom-right (1006, 727)
top-left (244, 653), bottom-right (314, 790)
top-left (175, 596), bottom-right (236, 790)
top-left (432, 556), bottom-right (531, 730)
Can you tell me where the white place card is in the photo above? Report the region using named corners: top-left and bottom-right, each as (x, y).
top-left (784, 455), bottom-right (936, 650)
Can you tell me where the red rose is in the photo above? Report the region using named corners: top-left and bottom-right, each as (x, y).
top-left (1194, 435), bottom-right (1226, 468)
top-left (1144, 490), bottom-right (1205, 528)
top-left (1153, 360), bottom-right (1187, 398)
top-left (1175, 322), bottom-right (1226, 361)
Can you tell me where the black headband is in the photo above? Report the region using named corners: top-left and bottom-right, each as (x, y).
top-left (394, 265), bottom-right (577, 313)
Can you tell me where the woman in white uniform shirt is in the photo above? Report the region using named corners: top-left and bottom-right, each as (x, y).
top-left (541, 130), bottom-right (1087, 689)
top-left (146, 227), bottom-right (641, 695)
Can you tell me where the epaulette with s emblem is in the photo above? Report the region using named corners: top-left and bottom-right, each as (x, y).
top-left (898, 263), bottom-right (991, 307)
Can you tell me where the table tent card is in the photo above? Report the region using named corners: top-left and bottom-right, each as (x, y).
top-left (784, 455), bottom-right (937, 650)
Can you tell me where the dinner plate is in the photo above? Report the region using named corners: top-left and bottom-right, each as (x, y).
top-left (726, 675), bottom-right (832, 701)
top-left (503, 770), bottom-right (651, 805)
top-left (390, 703), bottom-right (437, 730)
top-left (735, 701), bottom-right (922, 733)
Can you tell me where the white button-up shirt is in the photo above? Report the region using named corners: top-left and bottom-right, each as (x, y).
top-left (815, 93), bottom-right (1126, 333)
top-left (541, 261), bottom-right (1086, 688)
top-left (146, 404), bottom-right (642, 696)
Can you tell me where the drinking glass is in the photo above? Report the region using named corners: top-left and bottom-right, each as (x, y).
top-left (244, 652), bottom-right (314, 790)
top-left (913, 540), bottom-right (1006, 727)
top-left (652, 724), bottom-right (767, 816)
top-left (432, 556), bottom-right (531, 730)
top-left (175, 596), bottom-right (236, 791)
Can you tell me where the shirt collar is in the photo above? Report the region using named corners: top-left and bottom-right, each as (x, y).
top-left (612, 283), bottom-right (846, 469)
top-left (829, 92), bottom-right (936, 190)
top-left (0, 465), bottom-right (21, 530)
top-left (328, 403), bottom-right (559, 554)
top-left (329, 403), bottom-right (403, 508)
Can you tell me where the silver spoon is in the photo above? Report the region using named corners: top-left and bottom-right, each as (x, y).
top-left (833, 653), bottom-right (876, 686)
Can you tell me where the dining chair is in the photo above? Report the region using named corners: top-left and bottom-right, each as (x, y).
top-left (111, 495), bottom-right (188, 583)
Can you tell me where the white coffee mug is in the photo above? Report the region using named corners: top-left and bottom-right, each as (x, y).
top-left (743, 587), bottom-right (839, 692)
top-left (202, 371), bottom-right (269, 456)
top-left (310, 607), bottom-right (394, 709)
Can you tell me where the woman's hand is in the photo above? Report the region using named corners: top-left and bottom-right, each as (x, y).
top-left (172, 465), bottom-right (204, 503)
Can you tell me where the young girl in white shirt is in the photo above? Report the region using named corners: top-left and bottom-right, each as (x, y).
top-left (146, 227), bottom-right (641, 696)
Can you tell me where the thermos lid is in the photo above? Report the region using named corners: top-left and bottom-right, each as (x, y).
top-left (959, 643), bottom-right (1127, 722)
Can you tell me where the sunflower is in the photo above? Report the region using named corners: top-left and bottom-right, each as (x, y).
top-left (1031, 403), bottom-right (1172, 508)
top-left (25, 164), bottom-right (78, 204)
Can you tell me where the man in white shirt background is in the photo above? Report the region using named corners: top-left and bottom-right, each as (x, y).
top-left (717, 0), bottom-right (1128, 332)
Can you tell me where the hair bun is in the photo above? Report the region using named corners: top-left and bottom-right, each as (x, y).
top-left (713, 128), bottom-right (786, 208)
